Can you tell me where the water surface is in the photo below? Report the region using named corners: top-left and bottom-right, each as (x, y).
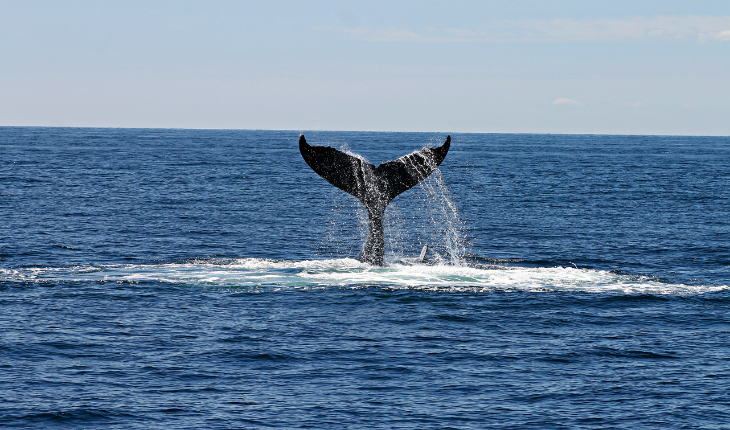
top-left (1, 127), bottom-right (729, 429)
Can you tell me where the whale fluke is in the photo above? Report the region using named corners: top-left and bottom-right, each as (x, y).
top-left (299, 135), bottom-right (450, 265)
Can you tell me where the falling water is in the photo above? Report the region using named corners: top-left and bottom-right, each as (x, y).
top-left (320, 144), bottom-right (370, 259)
top-left (385, 163), bottom-right (467, 266)
top-left (321, 141), bottom-right (467, 265)
top-left (410, 167), bottom-right (467, 265)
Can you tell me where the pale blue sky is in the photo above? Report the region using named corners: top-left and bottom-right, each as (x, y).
top-left (2, 0), bottom-right (729, 134)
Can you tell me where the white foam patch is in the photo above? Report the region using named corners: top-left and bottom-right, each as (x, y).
top-left (1, 259), bottom-right (727, 295)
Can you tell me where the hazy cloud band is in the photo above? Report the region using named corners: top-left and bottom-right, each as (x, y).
top-left (323, 15), bottom-right (730, 43)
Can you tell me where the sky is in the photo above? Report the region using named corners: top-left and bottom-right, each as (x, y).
top-left (1, 0), bottom-right (729, 135)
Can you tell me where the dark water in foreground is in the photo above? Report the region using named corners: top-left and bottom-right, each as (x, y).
top-left (1, 127), bottom-right (729, 429)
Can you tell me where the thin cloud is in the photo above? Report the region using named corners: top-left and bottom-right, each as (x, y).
top-left (315, 27), bottom-right (461, 42)
top-left (716, 30), bottom-right (730, 41)
top-left (553, 98), bottom-right (584, 106)
top-left (323, 15), bottom-right (730, 43)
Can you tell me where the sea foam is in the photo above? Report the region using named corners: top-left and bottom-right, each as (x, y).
top-left (2, 258), bottom-right (727, 295)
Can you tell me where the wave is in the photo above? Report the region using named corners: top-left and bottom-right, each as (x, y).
top-left (1, 258), bottom-right (727, 295)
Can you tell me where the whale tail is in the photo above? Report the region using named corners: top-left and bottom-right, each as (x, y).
top-left (299, 134), bottom-right (450, 265)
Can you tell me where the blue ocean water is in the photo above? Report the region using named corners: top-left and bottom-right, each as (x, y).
top-left (1, 127), bottom-right (729, 429)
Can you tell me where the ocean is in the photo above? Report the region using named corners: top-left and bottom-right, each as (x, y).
top-left (1, 127), bottom-right (729, 429)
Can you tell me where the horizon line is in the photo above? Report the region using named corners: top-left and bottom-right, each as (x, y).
top-left (1, 124), bottom-right (728, 138)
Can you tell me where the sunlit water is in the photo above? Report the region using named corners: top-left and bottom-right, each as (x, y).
top-left (2, 127), bottom-right (729, 429)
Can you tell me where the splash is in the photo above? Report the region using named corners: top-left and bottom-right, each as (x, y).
top-left (319, 139), bottom-right (467, 265)
top-left (2, 259), bottom-right (727, 295)
top-left (383, 144), bottom-right (467, 265)
top-left (411, 166), bottom-right (467, 265)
